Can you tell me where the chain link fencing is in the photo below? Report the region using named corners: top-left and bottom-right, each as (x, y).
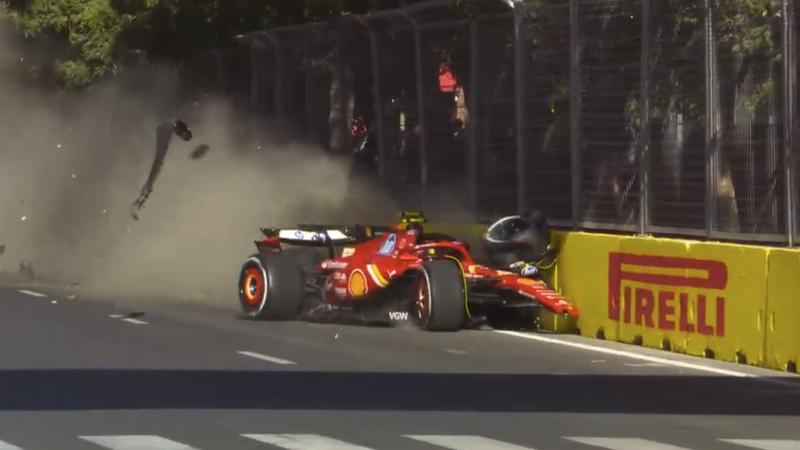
top-left (235, 0), bottom-right (799, 246)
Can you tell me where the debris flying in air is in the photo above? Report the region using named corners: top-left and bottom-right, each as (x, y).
top-left (131, 119), bottom-right (211, 220)
top-left (190, 144), bottom-right (210, 160)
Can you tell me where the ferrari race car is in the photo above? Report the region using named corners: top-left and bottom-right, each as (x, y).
top-left (237, 212), bottom-right (579, 331)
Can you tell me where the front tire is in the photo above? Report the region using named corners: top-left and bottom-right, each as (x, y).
top-left (415, 259), bottom-right (468, 331)
top-left (238, 253), bottom-right (304, 320)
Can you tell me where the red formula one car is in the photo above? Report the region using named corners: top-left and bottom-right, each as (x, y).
top-left (237, 212), bottom-right (578, 331)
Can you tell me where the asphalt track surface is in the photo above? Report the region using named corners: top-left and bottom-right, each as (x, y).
top-left (1, 285), bottom-right (799, 450)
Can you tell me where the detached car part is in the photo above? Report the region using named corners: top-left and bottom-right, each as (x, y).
top-left (130, 119), bottom-right (209, 220)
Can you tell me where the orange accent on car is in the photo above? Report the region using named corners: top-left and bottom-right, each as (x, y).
top-left (242, 268), bottom-right (264, 306)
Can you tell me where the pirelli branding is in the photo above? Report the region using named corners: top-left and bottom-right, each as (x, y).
top-left (608, 253), bottom-right (728, 337)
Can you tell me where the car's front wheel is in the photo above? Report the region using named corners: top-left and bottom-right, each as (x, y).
top-left (414, 259), bottom-right (468, 331)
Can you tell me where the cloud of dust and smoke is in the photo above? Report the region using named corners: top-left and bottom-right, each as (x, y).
top-left (0, 22), bottom-right (400, 308)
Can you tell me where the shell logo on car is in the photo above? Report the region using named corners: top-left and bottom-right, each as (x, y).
top-left (348, 269), bottom-right (368, 297)
top-left (608, 252), bottom-right (728, 337)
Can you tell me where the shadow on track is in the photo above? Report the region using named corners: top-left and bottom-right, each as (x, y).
top-left (0, 370), bottom-right (798, 414)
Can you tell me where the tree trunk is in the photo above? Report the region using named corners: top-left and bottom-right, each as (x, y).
top-left (327, 39), bottom-right (354, 155)
top-left (712, 44), bottom-right (740, 233)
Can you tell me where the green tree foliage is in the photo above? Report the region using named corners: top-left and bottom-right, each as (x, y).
top-left (2, 0), bottom-right (138, 87)
top-left (0, 0), bottom-right (428, 89)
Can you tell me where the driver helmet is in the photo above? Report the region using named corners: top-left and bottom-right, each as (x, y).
top-left (483, 211), bottom-right (550, 268)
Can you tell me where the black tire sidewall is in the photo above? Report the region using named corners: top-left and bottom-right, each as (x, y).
top-left (238, 253), bottom-right (304, 320)
top-left (418, 259), bottom-right (468, 331)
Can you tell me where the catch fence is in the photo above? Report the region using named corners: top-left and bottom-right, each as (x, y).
top-left (234, 0), bottom-right (799, 246)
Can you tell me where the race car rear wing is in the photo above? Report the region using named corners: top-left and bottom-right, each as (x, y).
top-left (296, 223), bottom-right (395, 237)
top-left (273, 228), bottom-right (352, 242)
top-left (257, 224), bottom-right (391, 258)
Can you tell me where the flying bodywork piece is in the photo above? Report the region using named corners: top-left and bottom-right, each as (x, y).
top-left (130, 119), bottom-right (208, 220)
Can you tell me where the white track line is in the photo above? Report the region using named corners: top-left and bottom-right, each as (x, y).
top-left (406, 434), bottom-right (538, 449)
top-left (80, 435), bottom-right (197, 449)
top-left (121, 318), bottom-right (148, 325)
top-left (443, 348), bottom-right (468, 355)
top-left (720, 439), bottom-right (800, 450)
top-left (495, 330), bottom-right (754, 378)
top-left (0, 440), bottom-right (23, 450)
top-left (243, 433), bottom-right (373, 449)
top-left (237, 351), bottom-right (296, 365)
top-left (564, 437), bottom-right (692, 450)
top-left (17, 289), bottom-right (46, 298)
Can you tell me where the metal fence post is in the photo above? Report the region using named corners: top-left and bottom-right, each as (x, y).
top-left (704, 0), bottom-right (716, 238)
top-left (783, 0), bottom-right (796, 245)
top-left (335, 25), bottom-right (353, 155)
top-left (367, 25), bottom-right (388, 187)
top-left (469, 20), bottom-right (480, 215)
top-left (411, 17), bottom-right (429, 210)
top-left (639, 0), bottom-right (651, 235)
top-left (269, 33), bottom-right (284, 117)
top-left (304, 40), bottom-right (314, 134)
top-left (512, 1), bottom-right (527, 214)
top-left (570, 0), bottom-right (582, 226)
top-left (234, 31), bottom-right (277, 115)
top-left (249, 45), bottom-right (260, 113)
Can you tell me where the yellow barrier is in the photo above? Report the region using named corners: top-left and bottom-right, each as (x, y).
top-left (686, 241), bottom-right (769, 365)
top-left (552, 231), bottom-right (622, 341)
top-left (555, 232), bottom-right (771, 367)
top-left (428, 221), bottom-right (798, 372)
top-left (766, 249), bottom-right (800, 372)
top-left (614, 236), bottom-right (694, 353)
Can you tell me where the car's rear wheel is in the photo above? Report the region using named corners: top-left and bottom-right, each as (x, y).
top-left (415, 259), bottom-right (468, 331)
top-left (238, 253), bottom-right (304, 320)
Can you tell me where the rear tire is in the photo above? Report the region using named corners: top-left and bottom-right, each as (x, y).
top-left (238, 253), bottom-right (304, 320)
top-left (415, 259), bottom-right (468, 331)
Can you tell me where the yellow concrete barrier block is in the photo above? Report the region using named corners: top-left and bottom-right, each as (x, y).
top-left (766, 249), bottom-right (800, 372)
top-left (615, 236), bottom-right (693, 353)
top-left (685, 241), bottom-right (768, 365)
top-left (553, 231), bottom-right (623, 341)
top-left (555, 232), bottom-right (769, 367)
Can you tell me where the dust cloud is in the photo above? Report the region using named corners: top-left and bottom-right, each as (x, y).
top-left (0, 22), bottom-right (399, 309)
